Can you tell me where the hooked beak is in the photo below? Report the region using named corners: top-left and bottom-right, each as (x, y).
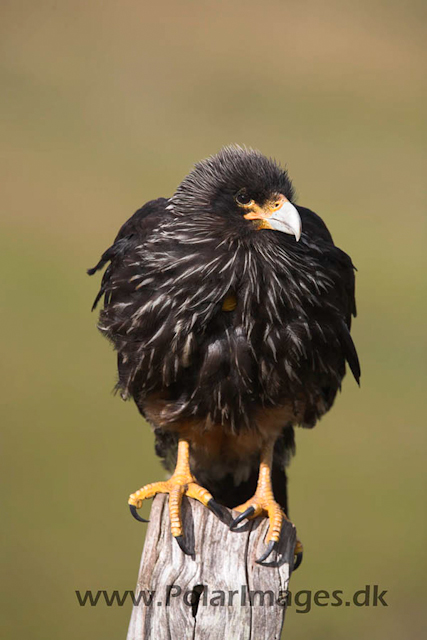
top-left (244, 196), bottom-right (302, 241)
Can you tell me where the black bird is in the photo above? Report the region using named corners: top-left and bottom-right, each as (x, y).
top-left (89, 146), bottom-right (359, 565)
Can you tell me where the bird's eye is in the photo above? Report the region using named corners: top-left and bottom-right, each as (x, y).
top-left (235, 191), bottom-right (253, 206)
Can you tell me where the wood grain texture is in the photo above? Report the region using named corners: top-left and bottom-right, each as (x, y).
top-left (127, 494), bottom-right (297, 640)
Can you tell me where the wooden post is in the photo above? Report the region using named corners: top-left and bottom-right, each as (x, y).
top-left (127, 494), bottom-right (297, 640)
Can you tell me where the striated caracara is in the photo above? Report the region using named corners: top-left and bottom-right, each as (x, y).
top-left (89, 146), bottom-right (360, 566)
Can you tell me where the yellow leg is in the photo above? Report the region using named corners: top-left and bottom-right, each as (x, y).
top-left (128, 439), bottom-right (221, 553)
top-left (231, 440), bottom-right (303, 566)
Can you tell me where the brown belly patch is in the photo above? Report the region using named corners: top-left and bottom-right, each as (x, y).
top-left (144, 394), bottom-right (304, 463)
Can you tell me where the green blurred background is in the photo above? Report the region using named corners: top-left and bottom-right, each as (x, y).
top-left (1, 1), bottom-right (425, 638)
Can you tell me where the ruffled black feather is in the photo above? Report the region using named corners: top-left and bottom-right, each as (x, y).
top-left (88, 147), bottom-right (360, 496)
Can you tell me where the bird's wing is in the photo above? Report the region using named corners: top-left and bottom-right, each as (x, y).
top-left (296, 205), bottom-right (360, 383)
top-left (296, 205), bottom-right (335, 244)
top-left (88, 197), bottom-right (170, 310)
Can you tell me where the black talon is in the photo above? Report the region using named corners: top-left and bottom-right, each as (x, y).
top-left (174, 535), bottom-right (191, 555)
top-left (129, 504), bottom-right (149, 523)
top-left (230, 506), bottom-right (255, 530)
top-left (207, 499), bottom-right (223, 519)
top-left (255, 540), bottom-right (278, 564)
top-left (293, 550), bottom-right (303, 571)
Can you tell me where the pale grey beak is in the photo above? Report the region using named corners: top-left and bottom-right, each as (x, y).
top-left (268, 201), bottom-right (302, 241)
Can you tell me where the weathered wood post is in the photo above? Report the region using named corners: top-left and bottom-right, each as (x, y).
top-left (127, 494), bottom-right (297, 639)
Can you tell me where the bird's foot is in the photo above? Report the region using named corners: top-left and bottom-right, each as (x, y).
top-left (128, 441), bottom-right (221, 555)
top-left (293, 538), bottom-right (304, 570)
top-left (230, 491), bottom-right (303, 567)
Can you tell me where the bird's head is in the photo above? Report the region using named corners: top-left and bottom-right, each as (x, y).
top-left (169, 145), bottom-right (302, 241)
